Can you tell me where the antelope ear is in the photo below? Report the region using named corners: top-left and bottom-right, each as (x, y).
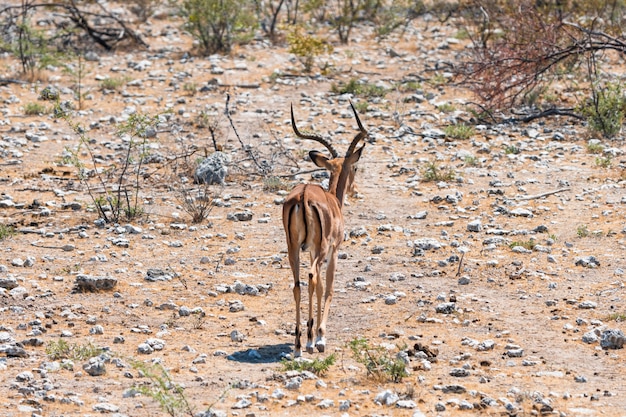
top-left (309, 150), bottom-right (331, 168)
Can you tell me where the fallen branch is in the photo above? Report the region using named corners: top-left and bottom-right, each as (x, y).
top-left (514, 188), bottom-right (570, 201)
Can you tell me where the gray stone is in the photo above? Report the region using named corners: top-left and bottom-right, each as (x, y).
top-left (600, 329), bottom-right (625, 350)
top-left (72, 275), bottom-right (117, 293)
top-left (194, 152), bottom-right (230, 185)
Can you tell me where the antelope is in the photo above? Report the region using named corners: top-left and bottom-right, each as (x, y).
top-left (282, 102), bottom-right (367, 357)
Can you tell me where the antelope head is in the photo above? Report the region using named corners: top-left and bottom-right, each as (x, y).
top-left (291, 101), bottom-right (368, 202)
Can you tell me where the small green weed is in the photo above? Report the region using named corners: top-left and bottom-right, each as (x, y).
top-left (331, 78), bottom-right (387, 98)
top-left (595, 155), bottom-right (612, 168)
top-left (422, 161), bottom-right (455, 182)
top-left (586, 142), bottom-right (604, 154)
top-left (131, 360), bottom-right (195, 417)
top-left (577, 224), bottom-right (589, 238)
top-left (24, 102), bottom-right (48, 115)
top-left (397, 80), bottom-right (422, 92)
top-left (606, 312), bottom-right (626, 322)
top-left (444, 123), bottom-right (475, 140)
top-left (281, 354), bottom-right (336, 376)
top-left (463, 155), bottom-right (479, 166)
top-left (46, 339), bottom-right (104, 361)
top-left (504, 145), bottom-right (521, 155)
top-left (183, 82), bottom-right (197, 95)
top-left (437, 103), bottom-right (456, 113)
top-left (348, 337), bottom-right (408, 383)
top-left (509, 238), bottom-right (536, 250)
top-left (578, 81), bottom-right (626, 138)
top-left (263, 176), bottom-right (289, 192)
top-left (0, 224), bottom-right (17, 240)
top-left (99, 76), bottom-right (131, 91)
top-left (287, 25), bottom-right (333, 73)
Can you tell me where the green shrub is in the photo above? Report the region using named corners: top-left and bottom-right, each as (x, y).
top-left (444, 123), bottom-right (475, 140)
top-left (578, 81), bottom-right (626, 138)
top-left (181, 0), bottom-right (256, 54)
top-left (287, 25), bottom-right (333, 72)
top-left (331, 78), bottom-right (387, 98)
top-left (0, 224), bottom-right (17, 240)
top-left (348, 337), bottom-right (408, 382)
top-left (24, 102), bottom-right (47, 115)
top-left (46, 339), bottom-right (104, 361)
top-left (281, 354), bottom-right (336, 376)
top-left (422, 161), bottom-right (455, 182)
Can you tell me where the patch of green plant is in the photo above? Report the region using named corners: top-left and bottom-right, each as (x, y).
top-left (372, 0), bottom-right (415, 39)
top-left (444, 123), bottom-right (475, 140)
top-left (58, 108), bottom-right (160, 223)
top-left (578, 81), bottom-right (626, 138)
top-left (504, 145), bottom-right (520, 155)
top-left (131, 360), bottom-right (195, 417)
top-left (463, 155), bottom-right (479, 166)
top-left (437, 103), bottom-right (456, 113)
top-left (509, 238), bottom-right (536, 250)
top-left (595, 155), bottom-right (612, 168)
top-left (586, 142), bottom-right (604, 154)
top-left (606, 312), bottom-right (626, 322)
top-left (396, 80), bottom-right (422, 92)
top-left (331, 78), bottom-right (387, 99)
top-left (23, 102), bottom-right (47, 116)
top-left (281, 354), bottom-right (336, 376)
top-left (180, 0), bottom-right (256, 54)
top-left (99, 76), bottom-right (131, 91)
top-left (183, 82), bottom-right (197, 95)
top-left (287, 25), bottom-right (333, 73)
top-left (46, 339), bottom-right (104, 361)
top-left (0, 224), bottom-right (17, 240)
top-left (2, 20), bottom-right (59, 78)
top-left (348, 337), bottom-right (408, 383)
top-left (576, 224), bottom-right (589, 238)
top-left (430, 72), bottom-right (447, 87)
top-left (263, 175), bottom-right (289, 192)
top-left (421, 161), bottom-right (455, 182)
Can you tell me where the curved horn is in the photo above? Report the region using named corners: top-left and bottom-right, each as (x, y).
top-left (291, 103), bottom-right (339, 158)
top-left (345, 100), bottom-right (368, 157)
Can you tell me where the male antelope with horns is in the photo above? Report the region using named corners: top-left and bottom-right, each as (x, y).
top-left (282, 102), bottom-right (367, 357)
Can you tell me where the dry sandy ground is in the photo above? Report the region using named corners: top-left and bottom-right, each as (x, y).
top-left (1, 7), bottom-right (625, 417)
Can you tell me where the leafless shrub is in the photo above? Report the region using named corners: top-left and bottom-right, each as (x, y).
top-left (457, 0), bottom-right (626, 118)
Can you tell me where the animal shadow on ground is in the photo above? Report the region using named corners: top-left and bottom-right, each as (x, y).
top-left (227, 343), bottom-right (292, 364)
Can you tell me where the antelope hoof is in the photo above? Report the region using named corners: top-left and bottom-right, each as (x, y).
top-left (293, 349), bottom-right (302, 358)
top-left (315, 338), bottom-right (326, 353)
top-left (306, 341), bottom-right (315, 354)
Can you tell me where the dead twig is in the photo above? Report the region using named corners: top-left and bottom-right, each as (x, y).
top-left (514, 188), bottom-right (570, 201)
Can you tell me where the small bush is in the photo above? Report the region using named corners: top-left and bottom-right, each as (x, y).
top-left (331, 78), bottom-right (387, 98)
top-left (422, 161), bottom-right (455, 182)
top-left (577, 224), bottom-right (589, 238)
top-left (595, 155), bottom-right (612, 168)
top-left (348, 337), bottom-right (408, 383)
top-left (46, 339), bottom-right (104, 361)
top-left (99, 76), bottom-right (131, 91)
top-left (578, 82), bottom-right (626, 138)
top-left (0, 224), bottom-right (17, 240)
top-left (281, 354), bottom-right (336, 376)
top-left (509, 239), bottom-right (536, 250)
top-left (131, 360), bottom-right (195, 417)
top-left (181, 0), bottom-right (256, 54)
top-left (24, 102), bottom-right (48, 115)
top-left (444, 123), bottom-right (475, 140)
top-left (586, 142), bottom-right (604, 154)
top-left (287, 25), bottom-right (333, 73)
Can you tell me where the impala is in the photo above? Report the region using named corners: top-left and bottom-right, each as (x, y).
top-left (282, 102), bottom-right (367, 357)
